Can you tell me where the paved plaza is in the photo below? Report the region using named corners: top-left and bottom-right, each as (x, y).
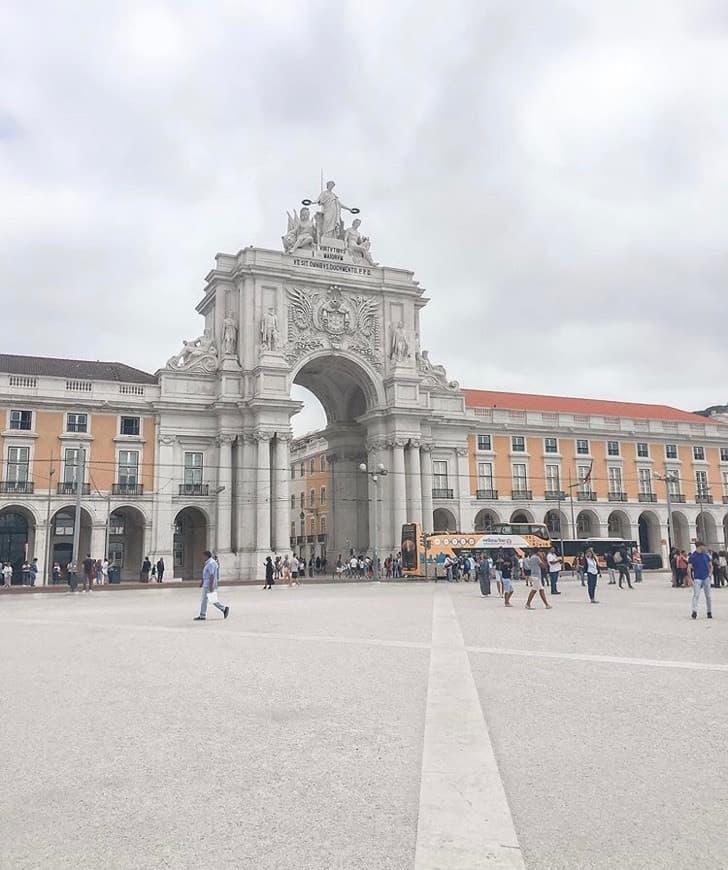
top-left (1, 576), bottom-right (726, 869)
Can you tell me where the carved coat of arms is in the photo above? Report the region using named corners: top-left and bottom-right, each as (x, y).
top-left (286, 285), bottom-right (381, 368)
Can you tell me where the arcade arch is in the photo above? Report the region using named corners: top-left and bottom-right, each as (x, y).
top-left (671, 511), bottom-right (690, 551)
top-left (474, 508), bottom-right (500, 532)
top-left (544, 509), bottom-right (567, 538)
top-left (638, 510), bottom-right (661, 553)
top-left (607, 510), bottom-right (631, 539)
top-left (433, 508), bottom-right (457, 532)
top-left (576, 509), bottom-right (599, 538)
top-left (510, 509), bottom-right (534, 524)
top-left (49, 506), bottom-right (92, 575)
top-left (0, 506), bottom-right (37, 580)
top-left (174, 506), bottom-right (209, 580)
top-left (696, 511), bottom-right (718, 549)
top-left (108, 506), bottom-right (147, 581)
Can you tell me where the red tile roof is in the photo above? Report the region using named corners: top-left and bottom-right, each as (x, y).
top-left (463, 389), bottom-right (716, 424)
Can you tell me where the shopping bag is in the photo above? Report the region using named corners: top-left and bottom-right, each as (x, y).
top-left (206, 590), bottom-right (218, 605)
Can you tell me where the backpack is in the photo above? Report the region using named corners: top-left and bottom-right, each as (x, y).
top-left (614, 550), bottom-right (622, 564)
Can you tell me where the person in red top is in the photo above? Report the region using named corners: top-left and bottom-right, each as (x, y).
top-left (675, 551), bottom-right (689, 587)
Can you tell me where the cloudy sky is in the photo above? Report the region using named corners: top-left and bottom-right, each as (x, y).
top-left (2, 0), bottom-right (727, 435)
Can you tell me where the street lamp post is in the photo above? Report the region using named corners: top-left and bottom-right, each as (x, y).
top-left (359, 461), bottom-right (389, 580)
top-left (654, 471), bottom-right (678, 554)
top-left (43, 459), bottom-right (56, 585)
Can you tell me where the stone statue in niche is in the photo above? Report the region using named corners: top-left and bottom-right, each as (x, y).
top-left (260, 307), bottom-right (280, 351)
top-left (390, 321), bottom-right (410, 361)
top-left (344, 218), bottom-right (378, 266)
top-left (222, 313), bottom-right (238, 357)
top-left (166, 330), bottom-right (219, 373)
top-left (282, 207), bottom-right (316, 254)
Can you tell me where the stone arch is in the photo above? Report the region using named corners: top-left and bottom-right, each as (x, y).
top-left (108, 505), bottom-right (148, 581)
top-left (474, 508), bottom-right (500, 532)
top-left (0, 506), bottom-right (37, 581)
top-left (433, 508), bottom-right (457, 532)
top-left (638, 510), bottom-right (661, 552)
top-left (696, 511), bottom-right (718, 549)
top-left (543, 509), bottom-right (567, 538)
top-left (671, 511), bottom-right (690, 551)
top-left (291, 351), bottom-right (385, 424)
top-left (607, 510), bottom-right (631, 539)
top-left (510, 509), bottom-right (534, 523)
top-left (576, 509), bottom-right (600, 538)
top-left (174, 506), bottom-right (209, 580)
top-left (49, 505), bottom-right (93, 577)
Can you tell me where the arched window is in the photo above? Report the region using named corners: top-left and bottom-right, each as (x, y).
top-left (320, 516), bottom-right (327, 535)
top-left (310, 489), bottom-right (315, 507)
top-left (320, 486), bottom-right (326, 504)
top-left (299, 493), bottom-right (304, 509)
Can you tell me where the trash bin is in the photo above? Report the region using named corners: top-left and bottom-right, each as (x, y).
top-left (109, 566), bottom-right (121, 584)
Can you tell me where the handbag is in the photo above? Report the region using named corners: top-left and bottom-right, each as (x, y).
top-left (206, 590), bottom-right (218, 605)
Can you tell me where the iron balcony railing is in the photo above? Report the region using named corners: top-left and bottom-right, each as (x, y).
top-left (577, 491), bottom-right (597, 501)
top-left (57, 482), bottom-right (89, 495)
top-left (608, 492), bottom-right (627, 502)
top-left (0, 480), bottom-right (34, 494)
top-left (511, 489), bottom-right (532, 500)
top-left (672, 494), bottom-right (686, 503)
top-left (696, 492), bottom-right (714, 504)
top-left (544, 490), bottom-right (566, 501)
top-left (638, 493), bottom-right (657, 503)
top-left (112, 483), bottom-right (145, 496)
top-left (178, 483), bottom-right (210, 496)
top-left (317, 534), bottom-right (328, 542)
top-left (475, 489), bottom-right (498, 500)
top-left (432, 488), bottom-right (454, 499)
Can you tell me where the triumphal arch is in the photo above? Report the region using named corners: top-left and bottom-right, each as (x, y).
top-left (154, 181), bottom-right (469, 577)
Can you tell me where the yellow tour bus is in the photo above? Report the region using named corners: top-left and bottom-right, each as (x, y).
top-left (401, 522), bottom-right (552, 577)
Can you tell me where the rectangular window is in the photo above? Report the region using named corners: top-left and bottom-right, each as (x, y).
top-left (9, 410), bottom-right (32, 431)
top-left (183, 452), bottom-right (203, 486)
top-left (299, 493), bottom-right (304, 509)
top-left (693, 446), bottom-right (705, 461)
top-left (320, 515), bottom-right (326, 535)
top-left (666, 472), bottom-right (681, 497)
top-left (638, 467), bottom-right (652, 494)
top-left (637, 442), bottom-right (649, 458)
top-left (477, 434), bottom-right (492, 451)
top-left (607, 441), bottom-right (620, 456)
top-left (544, 437), bottom-right (558, 454)
top-left (320, 486), bottom-right (326, 504)
top-left (696, 469), bottom-right (709, 495)
top-left (6, 446), bottom-right (29, 483)
top-left (291, 466), bottom-right (295, 479)
top-left (722, 471), bottom-right (728, 496)
top-left (320, 455), bottom-right (327, 472)
top-left (310, 488), bottom-right (315, 507)
top-left (433, 460), bottom-right (449, 489)
top-left (310, 459), bottom-right (315, 474)
top-left (608, 466), bottom-right (623, 493)
top-left (55, 511), bottom-right (74, 536)
top-left (299, 519), bottom-right (305, 537)
top-left (477, 462), bottom-right (493, 491)
top-left (66, 413), bottom-right (88, 433)
top-left (118, 450), bottom-right (139, 485)
top-left (109, 513), bottom-right (125, 535)
top-left (291, 522), bottom-right (295, 539)
top-left (511, 436), bottom-right (525, 452)
top-left (665, 444), bottom-right (678, 459)
top-left (63, 447), bottom-right (86, 484)
top-left (120, 416), bottom-right (140, 436)
top-left (576, 439), bottom-right (590, 455)
top-left (512, 463), bottom-right (528, 491)
top-left (545, 464), bottom-right (560, 491)
top-left (290, 494), bottom-right (295, 509)
top-left (309, 517), bottom-right (315, 535)
top-left (577, 465), bottom-right (592, 494)
top-left (300, 463), bottom-right (305, 478)
top-left (108, 542), bottom-right (125, 569)
top-left (721, 448), bottom-right (728, 462)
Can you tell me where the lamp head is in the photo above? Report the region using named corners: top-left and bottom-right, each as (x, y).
top-left (359, 463), bottom-right (367, 473)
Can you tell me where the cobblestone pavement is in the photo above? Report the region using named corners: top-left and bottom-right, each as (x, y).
top-left (1, 575), bottom-right (725, 869)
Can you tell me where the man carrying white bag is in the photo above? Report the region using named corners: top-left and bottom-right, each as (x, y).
top-left (194, 550), bottom-right (230, 621)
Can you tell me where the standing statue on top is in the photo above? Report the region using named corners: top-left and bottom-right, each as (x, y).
top-left (307, 180), bottom-right (355, 239)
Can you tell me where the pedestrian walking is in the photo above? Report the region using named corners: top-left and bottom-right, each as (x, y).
top-left (82, 554), bottom-right (95, 592)
top-left (67, 559), bottom-right (78, 592)
top-left (21, 560), bottom-right (31, 585)
top-left (263, 556), bottom-right (274, 589)
top-left (156, 557), bottom-right (165, 583)
top-left (575, 551), bottom-right (586, 586)
top-left (477, 554), bottom-right (491, 597)
top-left (140, 556), bottom-right (152, 582)
top-left (194, 550), bottom-right (229, 620)
top-left (525, 551), bottom-right (552, 610)
top-left (584, 547), bottom-right (601, 603)
top-left (688, 541), bottom-right (713, 620)
top-left (632, 547), bottom-right (643, 582)
top-left (52, 562), bottom-right (62, 585)
top-left (2, 562), bottom-right (12, 587)
top-left (501, 557), bottom-right (515, 607)
top-left (606, 551), bottom-right (617, 585)
top-left (29, 558), bottom-right (38, 587)
top-left (615, 546), bottom-right (633, 589)
top-left (546, 547), bottom-right (562, 594)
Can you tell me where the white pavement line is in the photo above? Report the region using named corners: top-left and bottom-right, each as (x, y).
top-left (466, 646), bottom-right (728, 673)
top-left (0, 617), bottom-right (430, 651)
top-left (414, 587), bottom-right (525, 870)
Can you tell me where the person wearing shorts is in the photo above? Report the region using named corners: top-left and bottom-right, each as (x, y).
top-left (525, 551), bottom-right (552, 610)
top-left (501, 558), bottom-right (514, 606)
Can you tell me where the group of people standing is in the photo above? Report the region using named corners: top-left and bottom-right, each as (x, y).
top-left (2, 558), bottom-right (39, 587)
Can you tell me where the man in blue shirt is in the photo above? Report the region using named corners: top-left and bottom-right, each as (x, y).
top-left (194, 550), bottom-right (230, 621)
top-left (688, 541), bottom-right (712, 620)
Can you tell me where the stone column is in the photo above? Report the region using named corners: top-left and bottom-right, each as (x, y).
top-left (254, 430), bottom-right (272, 552)
top-left (406, 439), bottom-right (423, 527)
top-left (152, 434), bottom-right (176, 567)
top-left (216, 434), bottom-right (235, 553)
top-left (366, 438), bottom-right (387, 561)
top-left (238, 435), bottom-right (256, 551)
top-left (456, 446), bottom-right (470, 529)
top-left (390, 438), bottom-right (407, 551)
top-left (273, 433), bottom-right (291, 554)
top-left (420, 443), bottom-right (434, 532)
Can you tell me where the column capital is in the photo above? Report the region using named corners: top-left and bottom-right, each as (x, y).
top-left (420, 442), bottom-right (434, 453)
top-left (409, 439), bottom-right (422, 450)
top-left (275, 431), bottom-right (293, 443)
top-left (387, 437), bottom-right (408, 449)
top-left (216, 433), bottom-right (237, 446)
top-left (455, 446), bottom-right (469, 457)
top-left (159, 434), bottom-right (177, 446)
top-left (366, 438), bottom-right (388, 452)
top-left (253, 429), bottom-right (273, 442)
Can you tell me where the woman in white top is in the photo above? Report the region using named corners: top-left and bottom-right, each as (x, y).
top-left (585, 548), bottom-right (601, 603)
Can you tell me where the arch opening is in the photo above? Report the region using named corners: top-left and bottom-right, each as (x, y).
top-left (671, 511), bottom-right (690, 551)
top-left (607, 510), bottom-right (631, 540)
top-left (174, 507), bottom-right (209, 581)
top-left (544, 509), bottom-right (567, 538)
top-left (576, 509), bottom-right (600, 539)
top-left (638, 510), bottom-right (661, 552)
top-left (0, 507), bottom-right (36, 582)
top-left (510, 509), bottom-right (534, 524)
top-left (433, 508), bottom-right (457, 533)
top-left (108, 506), bottom-right (147, 581)
top-left (696, 511), bottom-right (718, 549)
top-left (49, 506), bottom-right (92, 580)
top-left (474, 508), bottom-right (500, 532)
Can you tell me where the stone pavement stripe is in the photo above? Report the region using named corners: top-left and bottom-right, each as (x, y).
top-left (414, 587), bottom-right (525, 870)
top-left (0, 617), bottom-right (430, 650)
top-left (466, 646), bottom-right (728, 672)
